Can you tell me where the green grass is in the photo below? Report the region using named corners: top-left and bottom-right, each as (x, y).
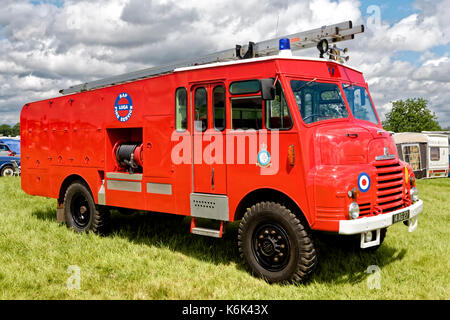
top-left (0, 177), bottom-right (449, 299)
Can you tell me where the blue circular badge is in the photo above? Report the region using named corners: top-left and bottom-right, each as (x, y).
top-left (357, 172), bottom-right (371, 193)
top-left (114, 92), bottom-right (133, 122)
top-left (257, 150), bottom-right (271, 167)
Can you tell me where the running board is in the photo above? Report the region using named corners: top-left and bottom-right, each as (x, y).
top-left (190, 218), bottom-right (224, 238)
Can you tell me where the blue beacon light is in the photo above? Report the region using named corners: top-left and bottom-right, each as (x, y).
top-left (279, 38), bottom-right (291, 50)
top-left (279, 38), bottom-right (292, 57)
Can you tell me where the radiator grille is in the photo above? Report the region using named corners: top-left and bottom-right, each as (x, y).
top-left (374, 160), bottom-right (405, 213)
top-left (357, 160), bottom-right (406, 217)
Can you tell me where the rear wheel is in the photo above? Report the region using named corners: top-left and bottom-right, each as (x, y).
top-left (63, 182), bottom-right (110, 235)
top-left (1, 165), bottom-right (14, 177)
top-left (238, 202), bottom-right (317, 283)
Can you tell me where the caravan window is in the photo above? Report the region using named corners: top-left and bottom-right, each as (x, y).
top-left (402, 144), bottom-right (421, 171)
top-left (430, 147), bottom-right (440, 161)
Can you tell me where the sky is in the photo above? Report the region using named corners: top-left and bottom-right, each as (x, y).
top-left (0, 0), bottom-right (449, 128)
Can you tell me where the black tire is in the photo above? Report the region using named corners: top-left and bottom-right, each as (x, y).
top-left (238, 202), bottom-right (317, 283)
top-left (63, 182), bottom-right (110, 235)
top-left (1, 165), bottom-right (14, 177)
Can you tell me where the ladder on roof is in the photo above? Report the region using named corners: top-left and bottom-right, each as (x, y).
top-left (59, 20), bottom-right (364, 95)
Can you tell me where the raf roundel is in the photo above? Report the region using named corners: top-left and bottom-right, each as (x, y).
top-left (114, 92), bottom-right (133, 122)
top-left (357, 172), bottom-right (371, 193)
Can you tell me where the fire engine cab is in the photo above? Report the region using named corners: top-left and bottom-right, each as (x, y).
top-left (20, 21), bottom-right (423, 283)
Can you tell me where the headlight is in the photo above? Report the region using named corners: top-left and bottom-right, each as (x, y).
top-left (348, 202), bottom-right (360, 219)
top-left (410, 187), bottom-right (419, 202)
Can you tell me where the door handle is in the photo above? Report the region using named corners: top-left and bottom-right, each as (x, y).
top-left (346, 133), bottom-right (358, 138)
top-left (211, 168), bottom-right (215, 190)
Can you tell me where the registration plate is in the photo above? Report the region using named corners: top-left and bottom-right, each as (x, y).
top-left (392, 210), bottom-right (410, 224)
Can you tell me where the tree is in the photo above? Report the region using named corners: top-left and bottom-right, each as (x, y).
top-left (382, 98), bottom-right (442, 132)
top-left (0, 123), bottom-right (20, 137)
top-left (11, 123), bottom-right (20, 136)
top-left (0, 124), bottom-right (12, 136)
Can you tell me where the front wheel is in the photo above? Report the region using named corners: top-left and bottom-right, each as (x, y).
top-left (238, 202), bottom-right (317, 283)
top-left (63, 182), bottom-right (110, 235)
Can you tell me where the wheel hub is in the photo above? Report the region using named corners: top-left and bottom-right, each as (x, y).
top-left (261, 239), bottom-right (276, 256)
top-left (71, 195), bottom-right (91, 228)
top-left (253, 223), bottom-right (290, 272)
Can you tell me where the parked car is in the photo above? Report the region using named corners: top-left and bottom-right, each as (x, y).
top-left (0, 138), bottom-right (20, 156)
top-left (0, 156), bottom-right (21, 176)
top-left (0, 143), bottom-right (15, 156)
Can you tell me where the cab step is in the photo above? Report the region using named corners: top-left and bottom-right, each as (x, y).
top-left (190, 218), bottom-right (224, 238)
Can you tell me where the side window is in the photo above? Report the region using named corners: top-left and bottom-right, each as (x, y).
top-left (213, 86), bottom-right (226, 131)
top-left (194, 87), bottom-right (208, 132)
top-left (231, 97), bottom-right (262, 130)
top-left (265, 82), bottom-right (293, 129)
top-left (430, 147), bottom-right (440, 161)
top-left (230, 79), bottom-right (262, 130)
top-left (175, 88), bottom-right (187, 131)
top-left (229, 80), bottom-right (261, 95)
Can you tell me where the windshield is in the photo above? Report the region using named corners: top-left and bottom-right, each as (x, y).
top-left (343, 84), bottom-right (379, 125)
top-left (290, 80), bottom-right (348, 124)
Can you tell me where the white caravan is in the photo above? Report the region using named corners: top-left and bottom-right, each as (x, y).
top-left (423, 133), bottom-right (449, 178)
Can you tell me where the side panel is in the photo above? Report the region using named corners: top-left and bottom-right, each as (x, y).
top-left (20, 101), bottom-right (51, 197)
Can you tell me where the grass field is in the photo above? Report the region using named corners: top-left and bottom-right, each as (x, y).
top-left (0, 177), bottom-right (448, 300)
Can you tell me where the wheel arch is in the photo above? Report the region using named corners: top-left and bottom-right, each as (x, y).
top-left (58, 174), bottom-right (92, 205)
top-left (0, 162), bottom-right (13, 170)
top-left (233, 188), bottom-right (312, 227)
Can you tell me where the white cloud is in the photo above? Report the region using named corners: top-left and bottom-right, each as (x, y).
top-left (0, 0), bottom-right (449, 128)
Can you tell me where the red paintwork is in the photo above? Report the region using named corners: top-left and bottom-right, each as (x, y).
top-left (20, 57), bottom-right (413, 232)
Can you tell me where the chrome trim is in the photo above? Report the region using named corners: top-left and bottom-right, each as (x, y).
top-left (106, 172), bottom-right (143, 181)
top-left (98, 183), bottom-right (106, 205)
top-left (191, 227), bottom-right (221, 238)
top-left (107, 180), bottom-right (142, 192)
top-left (147, 183), bottom-right (172, 195)
top-left (339, 199), bottom-right (423, 235)
top-left (375, 147), bottom-right (396, 161)
top-left (190, 193), bottom-right (229, 221)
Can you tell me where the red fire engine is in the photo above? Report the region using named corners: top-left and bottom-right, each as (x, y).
top-left (21, 21), bottom-right (423, 283)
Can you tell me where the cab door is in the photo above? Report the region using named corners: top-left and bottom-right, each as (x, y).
top-left (191, 83), bottom-right (227, 194)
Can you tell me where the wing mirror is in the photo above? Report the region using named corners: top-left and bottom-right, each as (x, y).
top-left (260, 78), bottom-right (275, 100)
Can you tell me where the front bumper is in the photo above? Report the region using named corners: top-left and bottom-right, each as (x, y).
top-left (339, 199), bottom-right (423, 235)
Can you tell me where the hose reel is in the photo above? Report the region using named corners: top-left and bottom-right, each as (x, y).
top-left (114, 142), bottom-right (144, 174)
